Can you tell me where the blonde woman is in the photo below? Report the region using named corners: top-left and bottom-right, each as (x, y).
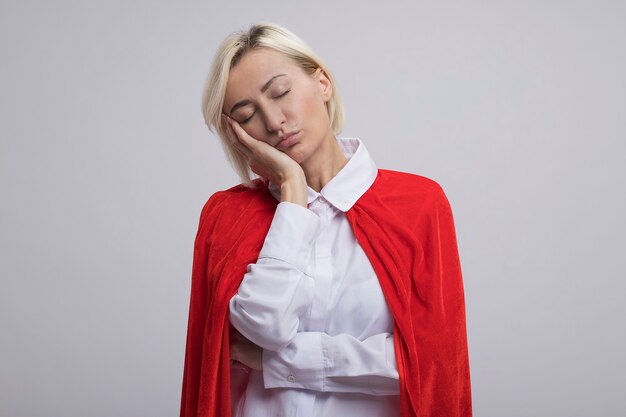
top-left (180, 22), bottom-right (472, 417)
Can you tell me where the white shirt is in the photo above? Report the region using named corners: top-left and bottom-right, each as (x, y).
top-left (229, 137), bottom-right (400, 417)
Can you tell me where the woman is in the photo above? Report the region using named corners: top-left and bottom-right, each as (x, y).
top-left (180, 23), bottom-right (472, 417)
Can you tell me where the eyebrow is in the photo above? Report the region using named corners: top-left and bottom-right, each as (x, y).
top-left (228, 74), bottom-right (287, 115)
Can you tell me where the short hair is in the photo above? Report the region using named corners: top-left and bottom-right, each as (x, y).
top-left (200, 22), bottom-right (345, 188)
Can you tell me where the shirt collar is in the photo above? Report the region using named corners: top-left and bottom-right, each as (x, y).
top-left (268, 137), bottom-right (378, 212)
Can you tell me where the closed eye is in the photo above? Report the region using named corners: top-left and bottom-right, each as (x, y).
top-left (274, 89), bottom-right (290, 99)
top-left (240, 89), bottom-right (291, 124)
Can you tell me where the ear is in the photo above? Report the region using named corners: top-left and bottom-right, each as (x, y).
top-left (314, 67), bottom-right (333, 102)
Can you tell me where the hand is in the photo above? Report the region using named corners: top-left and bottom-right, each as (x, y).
top-left (222, 114), bottom-right (305, 186)
top-left (229, 329), bottom-right (263, 371)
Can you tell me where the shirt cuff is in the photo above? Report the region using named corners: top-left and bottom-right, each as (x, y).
top-left (262, 331), bottom-right (325, 391)
top-left (258, 201), bottom-right (320, 276)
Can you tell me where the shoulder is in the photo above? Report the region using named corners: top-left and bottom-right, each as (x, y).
top-left (374, 168), bottom-right (448, 205)
top-left (364, 168), bottom-right (457, 229)
top-left (196, 178), bottom-right (276, 229)
top-left (200, 178), bottom-right (266, 211)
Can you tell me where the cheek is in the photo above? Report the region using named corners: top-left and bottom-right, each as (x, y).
top-left (297, 91), bottom-right (327, 126)
top-left (241, 122), bottom-right (271, 143)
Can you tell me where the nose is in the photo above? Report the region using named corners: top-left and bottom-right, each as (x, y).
top-left (263, 104), bottom-right (286, 133)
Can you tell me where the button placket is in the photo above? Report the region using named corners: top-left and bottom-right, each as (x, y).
top-left (308, 199), bottom-right (333, 331)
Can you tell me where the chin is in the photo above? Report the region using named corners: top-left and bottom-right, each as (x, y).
top-left (282, 143), bottom-right (308, 164)
top-left (288, 151), bottom-right (307, 165)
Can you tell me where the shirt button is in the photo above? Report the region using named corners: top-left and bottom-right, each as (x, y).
top-left (287, 374), bottom-right (296, 382)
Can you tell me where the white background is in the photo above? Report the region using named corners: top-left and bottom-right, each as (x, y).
top-left (1, 1), bottom-right (625, 416)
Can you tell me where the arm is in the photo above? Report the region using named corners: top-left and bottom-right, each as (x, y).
top-left (262, 331), bottom-right (400, 396)
top-left (229, 201), bottom-right (320, 351)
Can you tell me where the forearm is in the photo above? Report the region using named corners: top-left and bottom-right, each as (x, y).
top-left (262, 331), bottom-right (400, 396)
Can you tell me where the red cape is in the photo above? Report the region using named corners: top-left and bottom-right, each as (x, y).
top-left (180, 169), bottom-right (472, 417)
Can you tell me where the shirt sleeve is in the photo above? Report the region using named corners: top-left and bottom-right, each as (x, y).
top-left (229, 201), bottom-right (320, 351)
top-left (262, 331), bottom-right (400, 396)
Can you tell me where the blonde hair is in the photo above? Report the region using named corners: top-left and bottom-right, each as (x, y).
top-left (200, 22), bottom-right (345, 188)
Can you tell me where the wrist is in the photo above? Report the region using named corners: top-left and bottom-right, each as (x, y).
top-left (280, 175), bottom-right (308, 207)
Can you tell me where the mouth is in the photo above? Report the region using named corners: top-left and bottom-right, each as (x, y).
top-left (276, 130), bottom-right (301, 149)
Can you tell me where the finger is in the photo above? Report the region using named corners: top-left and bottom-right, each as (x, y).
top-left (230, 341), bottom-right (239, 360)
top-left (221, 115), bottom-right (243, 149)
top-left (232, 361), bottom-right (251, 372)
top-left (222, 115), bottom-right (252, 158)
top-left (226, 116), bottom-right (261, 152)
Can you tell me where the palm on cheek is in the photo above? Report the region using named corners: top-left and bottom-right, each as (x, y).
top-left (221, 114), bottom-right (303, 182)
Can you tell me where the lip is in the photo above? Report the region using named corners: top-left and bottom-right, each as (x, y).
top-left (276, 130), bottom-right (301, 149)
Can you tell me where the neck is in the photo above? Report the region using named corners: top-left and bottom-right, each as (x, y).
top-left (300, 131), bottom-right (348, 193)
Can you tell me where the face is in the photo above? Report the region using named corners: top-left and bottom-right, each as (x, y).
top-left (222, 47), bottom-right (334, 164)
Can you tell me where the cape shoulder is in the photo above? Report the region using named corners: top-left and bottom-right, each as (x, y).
top-left (196, 179), bottom-right (274, 230)
top-left (193, 179), bottom-right (277, 259)
top-left (371, 169), bottom-right (455, 230)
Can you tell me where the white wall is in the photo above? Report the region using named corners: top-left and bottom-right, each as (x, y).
top-left (1, 1), bottom-right (624, 416)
